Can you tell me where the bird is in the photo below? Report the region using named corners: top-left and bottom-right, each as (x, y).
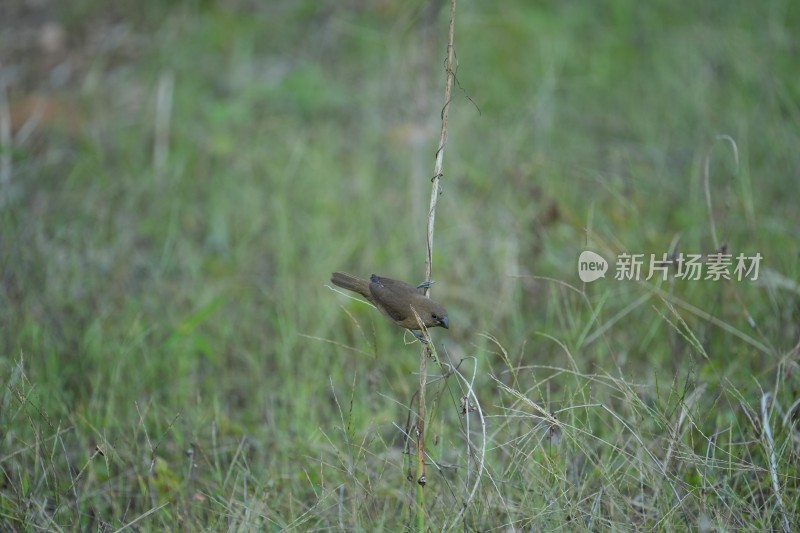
top-left (330, 272), bottom-right (449, 342)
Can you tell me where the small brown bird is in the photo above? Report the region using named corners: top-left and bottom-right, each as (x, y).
top-left (331, 272), bottom-right (449, 342)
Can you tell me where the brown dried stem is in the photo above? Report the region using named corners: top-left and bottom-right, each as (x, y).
top-left (416, 0), bottom-right (457, 526)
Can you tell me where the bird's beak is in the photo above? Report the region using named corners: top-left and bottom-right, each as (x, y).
top-left (439, 316), bottom-right (449, 329)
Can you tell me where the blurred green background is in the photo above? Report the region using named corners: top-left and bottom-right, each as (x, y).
top-left (1, 0), bottom-right (799, 530)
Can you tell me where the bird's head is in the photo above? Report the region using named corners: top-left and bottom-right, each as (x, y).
top-left (424, 301), bottom-right (449, 329)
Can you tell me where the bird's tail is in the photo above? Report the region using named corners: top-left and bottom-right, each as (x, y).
top-left (330, 272), bottom-right (371, 297)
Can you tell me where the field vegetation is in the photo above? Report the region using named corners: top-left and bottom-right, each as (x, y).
top-left (1, 0), bottom-right (799, 530)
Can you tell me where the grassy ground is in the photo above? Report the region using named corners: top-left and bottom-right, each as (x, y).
top-left (2, 0), bottom-right (799, 530)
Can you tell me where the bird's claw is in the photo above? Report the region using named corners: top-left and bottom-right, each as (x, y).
top-left (412, 331), bottom-right (429, 344)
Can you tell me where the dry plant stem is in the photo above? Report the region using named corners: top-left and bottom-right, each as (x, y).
top-left (663, 384), bottom-right (706, 474)
top-left (703, 134), bottom-right (739, 251)
top-left (416, 0), bottom-right (457, 525)
top-left (760, 392), bottom-right (791, 533)
top-left (444, 357), bottom-right (487, 531)
top-left (153, 70), bottom-right (175, 175)
top-left (703, 136), bottom-right (773, 349)
top-left (0, 86), bottom-right (11, 188)
top-left (424, 0), bottom-right (456, 280)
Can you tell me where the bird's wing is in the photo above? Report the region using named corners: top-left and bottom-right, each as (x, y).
top-left (368, 275), bottom-right (416, 323)
top-left (370, 275), bottom-right (420, 293)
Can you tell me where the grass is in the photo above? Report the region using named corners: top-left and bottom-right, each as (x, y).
top-left (1, 0), bottom-right (799, 530)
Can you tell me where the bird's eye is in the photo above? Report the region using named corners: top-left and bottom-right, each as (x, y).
top-left (431, 313), bottom-right (438, 319)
